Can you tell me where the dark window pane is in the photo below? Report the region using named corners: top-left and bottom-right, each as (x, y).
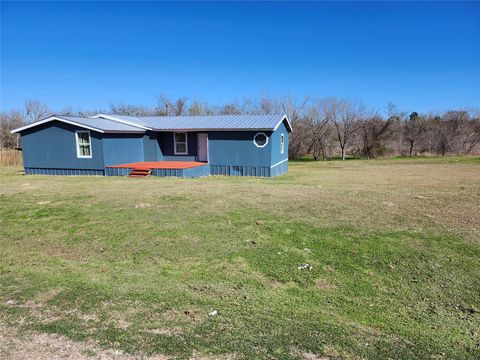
top-left (175, 133), bottom-right (186, 142)
top-left (254, 133), bottom-right (267, 146)
top-left (176, 143), bottom-right (186, 153)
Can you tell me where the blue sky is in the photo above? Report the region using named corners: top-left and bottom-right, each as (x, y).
top-left (1, 1), bottom-right (479, 114)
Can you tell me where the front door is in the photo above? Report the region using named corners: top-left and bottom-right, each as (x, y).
top-left (197, 133), bottom-right (208, 162)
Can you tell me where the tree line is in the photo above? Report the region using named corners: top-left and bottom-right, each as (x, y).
top-left (1, 97), bottom-right (479, 158)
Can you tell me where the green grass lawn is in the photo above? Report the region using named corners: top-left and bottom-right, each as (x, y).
top-left (1, 157), bottom-right (479, 359)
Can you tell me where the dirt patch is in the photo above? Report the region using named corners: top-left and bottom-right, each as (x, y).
top-left (0, 325), bottom-right (169, 359)
top-left (135, 203), bottom-right (151, 209)
top-left (182, 309), bottom-right (205, 323)
top-left (114, 319), bottom-right (131, 330)
top-left (163, 308), bottom-right (206, 324)
top-left (162, 309), bottom-right (180, 321)
top-left (269, 280), bottom-right (296, 289)
top-left (291, 347), bottom-right (329, 360)
top-left (315, 279), bottom-right (334, 290)
top-left (143, 327), bottom-right (183, 336)
top-left (78, 313), bottom-right (99, 322)
top-left (35, 288), bottom-right (63, 303)
top-left (301, 353), bottom-right (329, 360)
top-left (189, 350), bottom-right (238, 360)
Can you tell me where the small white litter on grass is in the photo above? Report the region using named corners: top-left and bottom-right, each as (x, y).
top-left (37, 201), bottom-right (51, 205)
top-left (298, 263), bottom-right (312, 270)
top-left (208, 310), bottom-right (218, 316)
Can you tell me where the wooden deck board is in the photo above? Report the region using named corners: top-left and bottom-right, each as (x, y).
top-left (107, 161), bottom-right (207, 170)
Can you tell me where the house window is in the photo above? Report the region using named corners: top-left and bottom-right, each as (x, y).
top-left (174, 132), bottom-right (188, 154)
top-left (76, 131), bottom-right (92, 158)
top-left (280, 133), bottom-right (285, 154)
top-left (253, 132), bottom-right (268, 148)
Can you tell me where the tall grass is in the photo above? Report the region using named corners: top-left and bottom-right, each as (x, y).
top-left (0, 149), bottom-right (22, 166)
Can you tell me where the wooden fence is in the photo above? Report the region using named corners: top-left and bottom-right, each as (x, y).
top-left (0, 149), bottom-right (22, 166)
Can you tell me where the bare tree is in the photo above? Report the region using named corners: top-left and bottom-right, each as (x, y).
top-left (111, 103), bottom-right (153, 116)
top-left (360, 114), bottom-right (400, 158)
top-left (173, 97), bottom-right (188, 116)
top-left (0, 111), bottom-right (25, 149)
top-left (324, 98), bottom-right (364, 160)
top-left (404, 112), bottom-right (428, 156)
top-left (220, 103), bottom-right (241, 115)
top-left (305, 101), bottom-right (331, 160)
top-left (24, 99), bottom-right (50, 123)
top-left (188, 100), bottom-right (214, 115)
top-left (1, 95), bottom-right (479, 158)
top-left (450, 111), bottom-right (480, 154)
top-left (156, 95), bottom-right (171, 115)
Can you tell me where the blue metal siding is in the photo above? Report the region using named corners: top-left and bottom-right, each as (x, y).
top-left (270, 121), bottom-right (289, 166)
top-left (208, 131), bottom-right (272, 167)
top-left (143, 131), bottom-right (161, 161)
top-left (21, 121), bottom-right (104, 170)
top-left (157, 132), bottom-right (198, 161)
top-left (270, 161), bottom-right (288, 176)
top-left (102, 134), bottom-right (144, 166)
top-left (163, 155), bottom-right (197, 161)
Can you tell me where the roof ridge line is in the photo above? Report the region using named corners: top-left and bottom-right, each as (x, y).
top-left (123, 113), bottom-right (286, 118)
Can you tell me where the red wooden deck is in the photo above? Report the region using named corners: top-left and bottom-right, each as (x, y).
top-left (107, 161), bottom-right (207, 170)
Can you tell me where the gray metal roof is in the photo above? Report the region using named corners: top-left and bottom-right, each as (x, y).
top-left (101, 114), bottom-right (291, 132)
top-left (58, 116), bottom-right (146, 132)
top-left (12, 113), bottom-right (291, 134)
top-left (11, 115), bottom-right (146, 134)
top-left (96, 114), bottom-right (153, 128)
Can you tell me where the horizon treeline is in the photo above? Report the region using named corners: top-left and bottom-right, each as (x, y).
top-left (1, 96), bottom-right (479, 159)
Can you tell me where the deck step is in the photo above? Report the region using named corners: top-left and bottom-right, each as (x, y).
top-left (128, 169), bottom-right (152, 178)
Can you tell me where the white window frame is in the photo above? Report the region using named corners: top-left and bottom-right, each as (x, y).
top-left (173, 132), bottom-right (188, 155)
top-left (75, 130), bottom-right (92, 159)
top-left (253, 132), bottom-right (268, 148)
top-left (280, 133), bottom-right (285, 154)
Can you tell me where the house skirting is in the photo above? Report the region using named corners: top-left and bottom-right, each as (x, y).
top-left (24, 168), bottom-right (104, 176)
top-left (152, 165), bottom-right (210, 178)
top-left (24, 162), bottom-right (288, 178)
top-left (105, 167), bottom-right (132, 176)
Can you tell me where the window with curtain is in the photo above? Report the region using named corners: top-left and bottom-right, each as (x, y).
top-left (76, 131), bottom-right (92, 158)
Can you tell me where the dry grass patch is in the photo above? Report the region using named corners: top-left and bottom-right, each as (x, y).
top-left (0, 325), bottom-right (169, 360)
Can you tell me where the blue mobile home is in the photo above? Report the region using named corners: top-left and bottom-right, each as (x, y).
top-left (12, 114), bottom-right (291, 177)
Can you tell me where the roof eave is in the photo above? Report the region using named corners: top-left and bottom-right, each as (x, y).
top-left (153, 128), bottom-right (276, 132)
top-left (11, 116), bottom-right (105, 134)
top-left (103, 130), bottom-right (146, 134)
top-left (273, 115), bottom-right (293, 132)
